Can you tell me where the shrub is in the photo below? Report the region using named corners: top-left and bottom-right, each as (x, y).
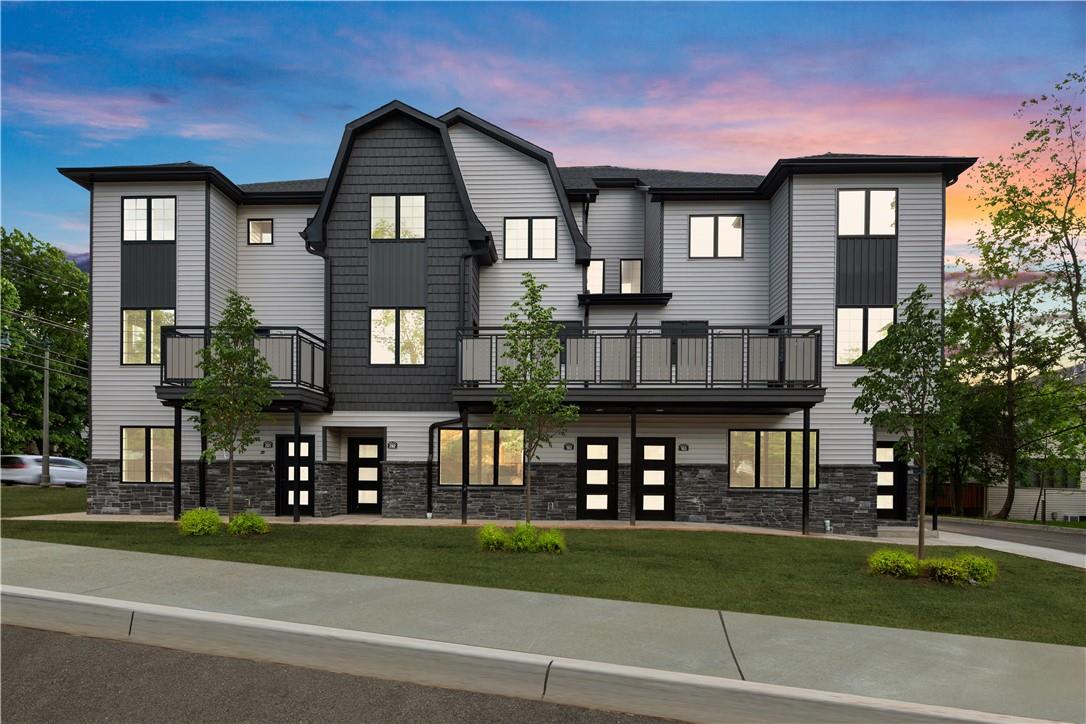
top-left (922, 557), bottom-right (968, 585)
top-left (508, 521), bottom-right (541, 552)
top-left (477, 524), bottom-right (510, 551)
top-left (536, 528), bottom-right (567, 554)
top-left (953, 553), bottom-right (998, 586)
top-left (178, 507), bottom-right (221, 536)
top-left (867, 548), bottom-right (920, 578)
top-left (228, 511), bottom-right (270, 537)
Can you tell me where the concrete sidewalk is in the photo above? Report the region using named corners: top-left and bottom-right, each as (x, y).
top-left (2, 539), bottom-right (1083, 722)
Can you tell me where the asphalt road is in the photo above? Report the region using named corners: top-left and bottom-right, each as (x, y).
top-left (1, 626), bottom-right (671, 724)
top-left (938, 519), bottom-right (1086, 555)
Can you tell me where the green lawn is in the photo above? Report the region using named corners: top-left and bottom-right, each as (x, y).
top-left (3, 520), bottom-right (1083, 646)
top-left (0, 485), bottom-right (86, 518)
top-left (1009, 518), bottom-right (1086, 530)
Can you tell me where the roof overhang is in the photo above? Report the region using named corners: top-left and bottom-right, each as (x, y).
top-left (455, 387), bottom-right (826, 415)
top-left (58, 165), bottom-right (323, 206)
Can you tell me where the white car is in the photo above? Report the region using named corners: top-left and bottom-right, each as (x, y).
top-left (0, 455), bottom-right (87, 486)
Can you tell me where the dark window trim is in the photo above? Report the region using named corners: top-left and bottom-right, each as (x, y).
top-left (502, 216), bottom-right (559, 260)
top-left (438, 427), bottom-right (525, 486)
top-left (688, 214), bottom-right (744, 259)
top-left (119, 425), bottom-right (174, 485)
top-left (834, 305), bottom-right (897, 367)
top-left (247, 218), bottom-right (274, 245)
top-left (728, 429), bottom-right (820, 490)
top-left (836, 188), bottom-right (899, 238)
top-left (619, 258), bottom-right (643, 294)
top-left (120, 307), bottom-right (175, 366)
top-left (368, 307), bottom-right (426, 367)
top-left (121, 195), bottom-right (177, 242)
top-left (585, 258), bottom-right (606, 294)
top-left (369, 193), bottom-right (427, 242)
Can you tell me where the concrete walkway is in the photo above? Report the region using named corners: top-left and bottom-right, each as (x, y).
top-left (2, 539), bottom-right (1082, 723)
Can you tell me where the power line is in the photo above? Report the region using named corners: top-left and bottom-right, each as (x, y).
top-left (14, 340), bottom-right (88, 368)
top-left (3, 348), bottom-right (88, 376)
top-left (2, 261), bottom-right (87, 293)
top-left (1, 355), bottom-right (87, 381)
top-left (5, 310), bottom-right (85, 335)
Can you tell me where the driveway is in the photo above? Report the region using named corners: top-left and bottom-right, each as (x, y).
top-left (938, 518), bottom-right (1086, 555)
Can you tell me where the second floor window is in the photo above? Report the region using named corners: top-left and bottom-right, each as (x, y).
top-left (371, 195), bottom-right (425, 240)
top-left (123, 308), bottom-right (175, 365)
top-left (370, 308), bottom-right (425, 365)
top-left (689, 215), bottom-right (743, 258)
top-left (504, 218), bottom-right (556, 260)
top-left (248, 219), bottom-right (273, 245)
top-left (837, 189), bottom-right (897, 236)
top-left (585, 260), bottom-right (604, 294)
top-left (123, 197), bottom-right (175, 241)
top-left (836, 306), bottom-right (894, 365)
top-left (620, 259), bottom-right (642, 293)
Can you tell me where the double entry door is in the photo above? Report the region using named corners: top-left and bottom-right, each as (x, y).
top-left (276, 435), bottom-right (315, 516)
top-left (347, 437), bottom-right (383, 514)
top-left (575, 436), bottom-right (676, 521)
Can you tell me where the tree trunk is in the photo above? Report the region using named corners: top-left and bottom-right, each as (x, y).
top-left (523, 454), bottom-right (532, 525)
top-left (917, 448), bottom-right (927, 560)
top-left (950, 465), bottom-right (964, 517)
top-left (227, 452), bottom-right (235, 520)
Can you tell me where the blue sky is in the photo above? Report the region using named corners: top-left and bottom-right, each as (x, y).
top-left (2, 1), bottom-right (1082, 256)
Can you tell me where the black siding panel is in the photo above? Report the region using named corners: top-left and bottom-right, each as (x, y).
top-left (370, 242), bottom-right (427, 306)
top-left (644, 199), bottom-right (664, 294)
top-left (836, 238), bottom-right (896, 306)
top-left (121, 242), bottom-right (176, 308)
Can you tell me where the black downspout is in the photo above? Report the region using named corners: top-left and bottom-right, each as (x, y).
top-left (426, 415), bottom-right (463, 517)
top-left (173, 405), bottom-right (182, 521)
top-left (460, 409), bottom-right (469, 525)
top-left (629, 407), bottom-right (637, 527)
top-left (802, 405), bottom-right (811, 535)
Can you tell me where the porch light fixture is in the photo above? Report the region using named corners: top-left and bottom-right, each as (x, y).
top-left (678, 443), bottom-right (690, 452)
top-left (563, 442), bottom-right (575, 451)
top-left (387, 441), bottom-right (398, 449)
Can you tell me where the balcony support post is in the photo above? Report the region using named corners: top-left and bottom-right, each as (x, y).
top-left (292, 406), bottom-right (301, 523)
top-left (460, 409), bottom-right (469, 525)
top-left (802, 405), bottom-right (811, 535)
top-left (629, 407), bottom-right (637, 527)
top-left (198, 428), bottom-right (207, 508)
top-left (173, 404), bottom-right (182, 521)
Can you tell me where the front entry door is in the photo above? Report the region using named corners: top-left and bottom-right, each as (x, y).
top-left (276, 435), bottom-right (315, 516)
top-left (348, 437), bottom-right (383, 514)
top-left (635, 438), bottom-right (676, 521)
top-left (876, 442), bottom-right (907, 520)
top-left (577, 437), bottom-right (618, 519)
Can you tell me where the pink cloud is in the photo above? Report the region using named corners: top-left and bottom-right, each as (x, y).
top-left (3, 84), bottom-right (169, 140)
top-left (176, 122), bottom-right (274, 142)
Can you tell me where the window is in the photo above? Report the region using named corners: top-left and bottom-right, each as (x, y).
top-left (439, 428), bottom-right (524, 485)
top-left (370, 194), bottom-right (425, 240)
top-left (123, 197), bottom-right (175, 241)
top-left (729, 430), bottom-right (818, 488)
top-left (585, 260), bottom-right (605, 294)
top-left (836, 306), bottom-right (894, 365)
top-left (620, 259), bottom-right (642, 294)
top-left (370, 308), bottom-right (425, 365)
top-left (122, 308), bottom-right (174, 365)
top-left (248, 219), bottom-right (273, 245)
top-left (689, 215), bottom-right (743, 258)
top-left (504, 218), bottom-right (557, 260)
top-left (837, 189), bottom-right (897, 236)
top-left (121, 426), bottom-right (174, 483)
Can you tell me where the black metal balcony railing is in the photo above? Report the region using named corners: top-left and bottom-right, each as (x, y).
top-left (160, 326), bottom-right (327, 392)
top-left (458, 325), bottom-right (821, 389)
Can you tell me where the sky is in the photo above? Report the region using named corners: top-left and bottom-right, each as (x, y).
top-left (2, 2), bottom-right (1082, 261)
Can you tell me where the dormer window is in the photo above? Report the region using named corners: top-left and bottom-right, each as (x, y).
top-left (837, 189), bottom-right (897, 236)
top-left (247, 219), bottom-right (273, 245)
top-left (504, 218), bottom-right (556, 260)
top-left (123, 197), bottom-right (175, 241)
top-left (371, 195), bottom-right (425, 240)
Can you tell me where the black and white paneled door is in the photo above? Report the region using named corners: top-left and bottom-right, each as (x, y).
top-left (876, 442), bottom-right (907, 520)
top-left (348, 437), bottom-right (383, 514)
top-left (275, 435), bottom-right (315, 516)
top-left (576, 437), bottom-right (618, 519)
top-left (634, 438), bottom-right (675, 521)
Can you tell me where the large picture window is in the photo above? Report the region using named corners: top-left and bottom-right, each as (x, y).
top-left (729, 430), bottom-right (818, 489)
top-left (689, 215), bottom-right (743, 258)
top-left (504, 217), bottom-right (557, 260)
top-left (123, 197), bottom-right (176, 242)
top-left (837, 189), bottom-right (897, 236)
top-left (439, 428), bottom-right (524, 485)
top-left (370, 308), bottom-right (425, 365)
top-left (121, 426), bottom-right (174, 483)
top-left (122, 308), bottom-right (175, 365)
top-left (370, 194), bottom-right (425, 240)
top-left (836, 306), bottom-right (894, 365)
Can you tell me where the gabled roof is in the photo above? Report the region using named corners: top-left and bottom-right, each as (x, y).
top-left (301, 100), bottom-right (494, 262)
top-left (440, 108), bottom-right (592, 263)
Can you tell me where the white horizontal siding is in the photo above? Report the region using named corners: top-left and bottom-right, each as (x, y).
top-left (235, 205), bottom-right (323, 333)
top-left (448, 124), bottom-right (583, 327)
top-left (208, 186), bottom-right (238, 324)
top-left (587, 188), bottom-right (645, 293)
top-left (985, 487), bottom-right (1086, 519)
top-left (90, 181), bottom-right (204, 459)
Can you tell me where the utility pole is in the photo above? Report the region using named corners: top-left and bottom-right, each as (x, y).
top-left (41, 346), bottom-right (51, 486)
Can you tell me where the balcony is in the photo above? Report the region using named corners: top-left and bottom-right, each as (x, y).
top-left (455, 325), bottom-right (824, 413)
top-left (156, 326), bottom-right (330, 411)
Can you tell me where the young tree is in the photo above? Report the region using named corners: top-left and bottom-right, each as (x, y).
top-left (971, 70), bottom-right (1085, 360)
top-left (853, 285), bottom-right (958, 558)
top-left (186, 291), bottom-right (276, 519)
top-left (493, 272), bottom-right (579, 524)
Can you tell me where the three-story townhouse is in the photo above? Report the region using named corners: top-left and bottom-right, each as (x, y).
top-left (61, 100), bottom-right (974, 535)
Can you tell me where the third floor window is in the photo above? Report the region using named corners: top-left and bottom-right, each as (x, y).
top-left (371, 195), bottom-right (425, 240)
top-left (837, 189), bottom-right (897, 237)
top-left (689, 215), bottom-right (743, 258)
top-left (504, 218), bottom-right (556, 260)
top-left (123, 197), bottom-right (175, 241)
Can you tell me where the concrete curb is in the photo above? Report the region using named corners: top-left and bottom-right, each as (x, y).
top-left (0, 585), bottom-right (1051, 724)
top-left (942, 516), bottom-right (1086, 537)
